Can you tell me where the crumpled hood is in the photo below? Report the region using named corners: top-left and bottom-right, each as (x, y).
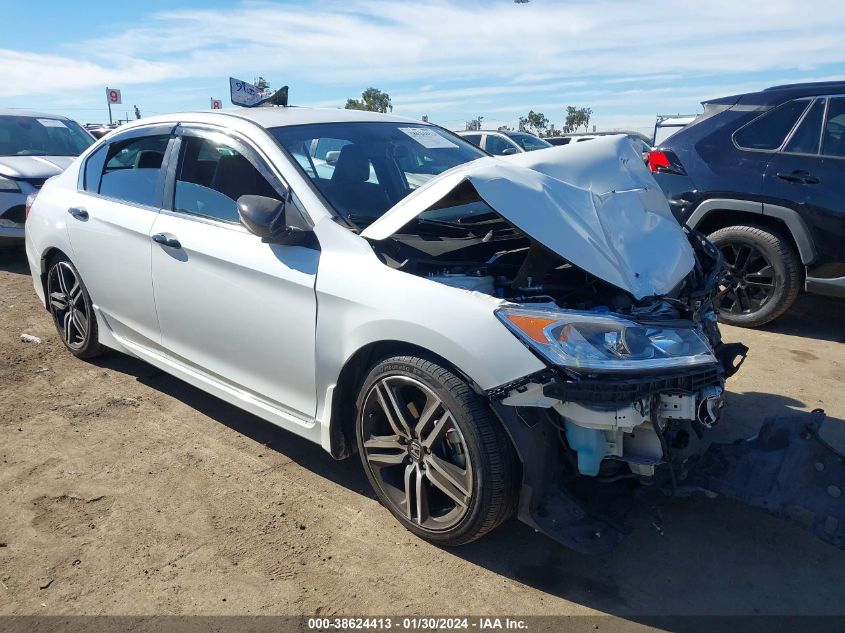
top-left (0, 156), bottom-right (75, 179)
top-left (361, 135), bottom-right (695, 300)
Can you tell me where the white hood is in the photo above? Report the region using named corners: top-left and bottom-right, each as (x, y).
top-left (0, 155), bottom-right (75, 179)
top-left (361, 135), bottom-right (694, 300)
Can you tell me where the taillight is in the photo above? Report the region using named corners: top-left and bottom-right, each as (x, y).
top-left (647, 150), bottom-right (671, 172)
top-left (647, 149), bottom-right (686, 176)
top-left (25, 191), bottom-right (38, 219)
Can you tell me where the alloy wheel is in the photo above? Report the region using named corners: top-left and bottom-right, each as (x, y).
top-left (715, 241), bottom-right (777, 316)
top-left (360, 376), bottom-right (473, 531)
top-left (47, 261), bottom-right (89, 350)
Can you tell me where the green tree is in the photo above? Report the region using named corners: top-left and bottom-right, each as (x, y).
top-left (563, 106), bottom-right (593, 133)
top-left (518, 110), bottom-right (549, 136)
top-left (345, 87), bottom-right (393, 113)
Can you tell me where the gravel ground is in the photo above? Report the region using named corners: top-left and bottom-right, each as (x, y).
top-left (1, 245), bottom-right (844, 619)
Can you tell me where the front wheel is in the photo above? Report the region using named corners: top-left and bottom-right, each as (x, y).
top-left (46, 255), bottom-right (104, 359)
top-left (355, 355), bottom-right (518, 546)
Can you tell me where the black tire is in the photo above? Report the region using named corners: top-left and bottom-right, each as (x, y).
top-left (46, 254), bottom-right (105, 359)
top-left (355, 354), bottom-right (518, 546)
top-left (708, 224), bottom-right (802, 328)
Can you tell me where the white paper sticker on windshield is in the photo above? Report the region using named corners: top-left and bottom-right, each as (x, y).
top-left (399, 127), bottom-right (458, 149)
top-left (37, 118), bottom-right (67, 128)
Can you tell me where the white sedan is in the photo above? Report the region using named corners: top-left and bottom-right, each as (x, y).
top-left (24, 107), bottom-right (739, 551)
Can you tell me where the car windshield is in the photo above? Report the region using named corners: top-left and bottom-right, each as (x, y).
top-left (507, 132), bottom-right (552, 151)
top-left (0, 115), bottom-right (94, 157)
top-left (270, 122), bottom-right (486, 226)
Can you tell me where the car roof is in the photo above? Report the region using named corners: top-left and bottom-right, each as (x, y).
top-left (98, 107), bottom-right (428, 138)
top-left (225, 106), bottom-right (421, 127)
top-left (0, 108), bottom-right (74, 119)
top-left (704, 81), bottom-right (845, 107)
top-left (457, 130), bottom-right (507, 134)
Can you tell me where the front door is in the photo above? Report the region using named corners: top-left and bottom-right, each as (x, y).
top-left (149, 127), bottom-right (320, 421)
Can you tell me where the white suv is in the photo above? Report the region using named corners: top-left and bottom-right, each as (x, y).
top-left (25, 107), bottom-right (738, 552)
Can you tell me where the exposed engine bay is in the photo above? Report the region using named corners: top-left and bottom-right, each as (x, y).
top-left (370, 188), bottom-right (743, 484)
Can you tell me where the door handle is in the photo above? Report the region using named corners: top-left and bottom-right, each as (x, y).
top-left (67, 207), bottom-right (89, 220)
top-left (777, 171), bottom-right (819, 185)
top-left (152, 233), bottom-right (182, 249)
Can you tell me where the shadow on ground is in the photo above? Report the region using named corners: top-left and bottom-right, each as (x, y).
top-left (759, 293), bottom-right (845, 343)
top-left (0, 246), bottom-right (29, 276)
top-left (93, 352), bottom-right (845, 617)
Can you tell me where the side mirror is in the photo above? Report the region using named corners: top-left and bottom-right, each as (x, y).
top-left (325, 150), bottom-right (340, 165)
top-left (237, 194), bottom-right (287, 240)
top-left (501, 147), bottom-right (519, 156)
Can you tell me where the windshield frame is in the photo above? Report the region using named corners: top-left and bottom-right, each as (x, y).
top-left (268, 121), bottom-right (489, 229)
top-left (0, 115), bottom-right (95, 157)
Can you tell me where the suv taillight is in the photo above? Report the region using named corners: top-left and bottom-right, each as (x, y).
top-left (647, 149), bottom-right (687, 176)
top-left (647, 150), bottom-right (670, 172)
top-left (25, 191), bottom-right (38, 219)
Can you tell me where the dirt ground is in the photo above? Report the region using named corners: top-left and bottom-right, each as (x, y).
top-left (1, 245), bottom-right (844, 619)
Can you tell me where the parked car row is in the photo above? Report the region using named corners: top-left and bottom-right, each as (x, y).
top-left (456, 129), bottom-right (552, 154)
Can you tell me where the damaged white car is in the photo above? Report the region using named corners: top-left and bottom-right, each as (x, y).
top-left (26, 108), bottom-right (841, 552)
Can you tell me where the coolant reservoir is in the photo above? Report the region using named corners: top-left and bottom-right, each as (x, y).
top-left (428, 273), bottom-right (496, 295)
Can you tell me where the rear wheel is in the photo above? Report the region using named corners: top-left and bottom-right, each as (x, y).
top-left (46, 255), bottom-right (104, 359)
top-left (356, 355), bottom-right (518, 546)
top-left (708, 224), bottom-right (802, 328)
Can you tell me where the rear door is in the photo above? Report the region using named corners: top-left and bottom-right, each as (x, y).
top-left (149, 125), bottom-right (320, 421)
top-left (763, 96), bottom-right (845, 266)
top-left (66, 125), bottom-right (175, 346)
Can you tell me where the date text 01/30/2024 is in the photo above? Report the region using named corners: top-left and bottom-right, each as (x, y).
top-left (307, 617), bottom-right (528, 630)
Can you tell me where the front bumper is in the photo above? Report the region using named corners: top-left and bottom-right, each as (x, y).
top-left (493, 386), bottom-right (842, 554)
top-left (0, 188), bottom-right (30, 246)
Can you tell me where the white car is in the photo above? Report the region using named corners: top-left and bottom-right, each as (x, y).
top-left (25, 107), bottom-right (742, 552)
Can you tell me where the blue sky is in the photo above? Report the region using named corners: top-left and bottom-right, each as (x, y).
top-left (2, 0), bottom-right (844, 133)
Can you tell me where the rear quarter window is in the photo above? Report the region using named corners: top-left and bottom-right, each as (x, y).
top-left (734, 99), bottom-right (811, 151)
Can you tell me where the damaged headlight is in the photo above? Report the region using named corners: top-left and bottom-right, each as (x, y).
top-left (496, 308), bottom-right (716, 372)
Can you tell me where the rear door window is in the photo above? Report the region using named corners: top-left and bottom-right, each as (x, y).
top-left (821, 97), bottom-right (845, 158)
top-left (734, 99), bottom-right (811, 151)
top-left (784, 99), bottom-right (825, 155)
top-left (98, 134), bottom-right (170, 206)
top-left (461, 134), bottom-right (482, 146)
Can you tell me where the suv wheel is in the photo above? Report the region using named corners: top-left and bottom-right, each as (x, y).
top-left (46, 255), bottom-right (105, 359)
top-left (355, 355), bottom-right (518, 546)
top-left (708, 225), bottom-right (801, 328)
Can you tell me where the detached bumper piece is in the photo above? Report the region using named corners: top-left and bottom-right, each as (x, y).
top-left (683, 409), bottom-right (845, 549)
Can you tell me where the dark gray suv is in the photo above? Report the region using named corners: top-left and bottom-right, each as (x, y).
top-left (649, 81), bottom-right (845, 327)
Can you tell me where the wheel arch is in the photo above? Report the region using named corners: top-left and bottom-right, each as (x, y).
top-left (37, 246), bottom-right (69, 309)
top-left (326, 340), bottom-right (487, 460)
top-left (687, 198), bottom-right (814, 265)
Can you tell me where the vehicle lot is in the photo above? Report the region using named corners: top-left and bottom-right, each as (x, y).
top-left (1, 245), bottom-right (843, 618)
